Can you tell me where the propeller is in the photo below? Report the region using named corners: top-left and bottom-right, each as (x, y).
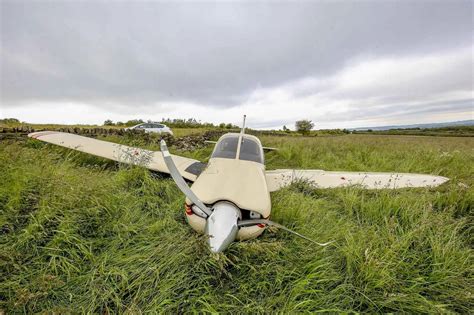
top-left (160, 140), bottom-right (211, 217)
top-left (238, 219), bottom-right (334, 246)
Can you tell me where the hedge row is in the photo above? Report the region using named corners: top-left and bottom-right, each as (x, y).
top-left (0, 126), bottom-right (135, 135)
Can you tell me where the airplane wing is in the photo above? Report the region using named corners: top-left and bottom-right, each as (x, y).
top-left (265, 169), bottom-right (449, 192)
top-left (28, 131), bottom-right (204, 181)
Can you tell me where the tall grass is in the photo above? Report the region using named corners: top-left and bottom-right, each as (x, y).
top-left (0, 134), bottom-right (472, 313)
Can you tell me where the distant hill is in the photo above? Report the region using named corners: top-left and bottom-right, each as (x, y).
top-left (351, 120), bottom-right (474, 131)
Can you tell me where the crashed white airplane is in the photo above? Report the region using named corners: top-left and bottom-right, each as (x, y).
top-left (28, 116), bottom-right (448, 252)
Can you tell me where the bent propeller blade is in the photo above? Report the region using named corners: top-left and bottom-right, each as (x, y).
top-left (206, 201), bottom-right (241, 252)
top-left (160, 140), bottom-right (211, 217)
top-left (238, 219), bottom-right (334, 247)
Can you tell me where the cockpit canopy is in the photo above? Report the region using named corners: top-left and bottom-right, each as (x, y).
top-left (211, 134), bottom-right (264, 164)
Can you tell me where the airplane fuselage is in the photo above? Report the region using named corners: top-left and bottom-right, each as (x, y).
top-left (185, 133), bottom-right (271, 241)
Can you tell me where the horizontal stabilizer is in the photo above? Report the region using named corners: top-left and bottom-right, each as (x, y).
top-left (205, 140), bottom-right (277, 151)
top-left (262, 146), bottom-right (278, 151)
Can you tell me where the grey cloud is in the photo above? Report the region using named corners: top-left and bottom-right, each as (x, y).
top-left (250, 98), bottom-right (473, 130)
top-left (316, 98), bottom-right (473, 123)
top-left (1, 0), bottom-right (472, 112)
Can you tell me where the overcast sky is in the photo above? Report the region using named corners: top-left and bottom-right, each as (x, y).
top-left (1, 1), bottom-right (472, 129)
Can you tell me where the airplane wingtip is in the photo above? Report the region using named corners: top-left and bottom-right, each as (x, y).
top-left (28, 131), bottom-right (57, 139)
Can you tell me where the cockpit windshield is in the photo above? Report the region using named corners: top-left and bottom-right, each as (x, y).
top-left (211, 135), bottom-right (264, 164)
top-left (211, 136), bottom-right (239, 159)
top-left (239, 138), bottom-right (263, 163)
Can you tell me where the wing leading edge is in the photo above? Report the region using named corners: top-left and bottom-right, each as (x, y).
top-left (28, 131), bottom-right (200, 181)
top-left (265, 169), bottom-right (449, 192)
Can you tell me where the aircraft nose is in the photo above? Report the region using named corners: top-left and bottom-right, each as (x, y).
top-left (205, 201), bottom-right (241, 253)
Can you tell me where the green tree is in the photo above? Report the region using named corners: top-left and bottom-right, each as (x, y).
top-left (103, 119), bottom-right (114, 126)
top-left (125, 119), bottom-right (144, 127)
top-left (0, 118), bottom-right (20, 124)
top-left (295, 120), bottom-right (314, 135)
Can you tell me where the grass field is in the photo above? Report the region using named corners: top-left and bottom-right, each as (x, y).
top-left (0, 131), bottom-right (472, 313)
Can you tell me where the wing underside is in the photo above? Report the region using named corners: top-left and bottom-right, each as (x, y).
top-left (28, 131), bottom-right (200, 181)
top-left (265, 169), bottom-right (449, 192)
